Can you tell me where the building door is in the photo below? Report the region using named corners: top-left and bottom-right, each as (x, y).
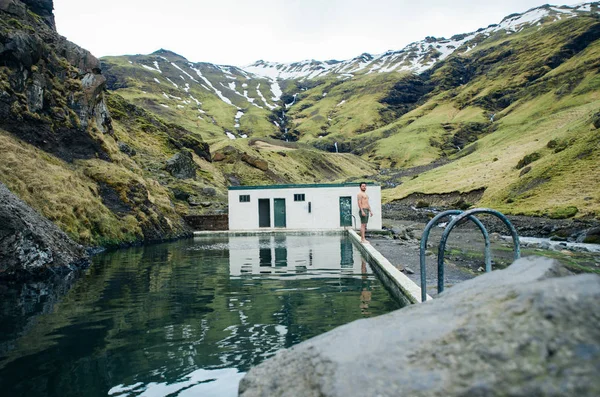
top-left (274, 198), bottom-right (287, 228)
top-left (339, 196), bottom-right (352, 227)
top-left (258, 199), bottom-right (271, 228)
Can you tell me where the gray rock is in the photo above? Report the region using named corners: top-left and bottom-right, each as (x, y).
top-left (582, 226), bottom-right (600, 244)
top-left (201, 187), bottom-right (217, 196)
top-left (171, 188), bottom-right (190, 201)
top-left (0, 183), bottom-right (89, 280)
top-left (239, 257), bottom-right (600, 397)
top-left (118, 142), bottom-right (136, 156)
top-left (165, 150), bottom-right (197, 179)
top-left (411, 229), bottom-right (423, 240)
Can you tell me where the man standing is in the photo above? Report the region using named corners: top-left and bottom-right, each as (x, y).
top-left (357, 182), bottom-right (373, 243)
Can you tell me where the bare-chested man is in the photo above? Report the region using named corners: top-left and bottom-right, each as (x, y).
top-left (357, 182), bottom-right (373, 243)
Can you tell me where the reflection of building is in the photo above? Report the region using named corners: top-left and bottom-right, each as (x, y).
top-left (228, 183), bottom-right (382, 231)
top-left (228, 235), bottom-right (370, 278)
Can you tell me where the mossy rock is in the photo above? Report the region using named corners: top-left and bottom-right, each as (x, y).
top-left (516, 152), bottom-right (542, 170)
top-left (452, 198), bottom-right (471, 210)
top-left (592, 111), bottom-right (600, 129)
top-left (415, 200), bottom-right (429, 208)
top-left (547, 138), bottom-right (571, 153)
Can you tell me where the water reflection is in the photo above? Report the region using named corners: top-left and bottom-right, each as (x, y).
top-left (0, 234), bottom-right (401, 397)
top-left (226, 235), bottom-right (366, 277)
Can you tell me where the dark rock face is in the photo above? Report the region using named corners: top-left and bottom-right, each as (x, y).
top-left (380, 74), bottom-right (434, 113)
top-left (201, 187), bottom-right (216, 196)
top-left (21, 0), bottom-right (54, 28)
top-left (165, 150), bottom-right (197, 179)
top-left (118, 141), bottom-right (136, 156)
top-left (592, 111), bottom-right (600, 129)
top-left (0, 0), bottom-right (112, 162)
top-left (239, 257), bottom-right (600, 397)
top-left (582, 226), bottom-right (600, 244)
top-left (0, 183), bottom-right (89, 280)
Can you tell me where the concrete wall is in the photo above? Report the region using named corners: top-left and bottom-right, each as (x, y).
top-left (228, 185), bottom-right (382, 231)
top-left (185, 215), bottom-right (228, 231)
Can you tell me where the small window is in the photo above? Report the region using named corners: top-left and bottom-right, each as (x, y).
top-left (294, 193), bottom-right (305, 202)
top-left (239, 195), bottom-right (250, 203)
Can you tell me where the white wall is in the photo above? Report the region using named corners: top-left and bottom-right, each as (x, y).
top-left (228, 185), bottom-right (382, 231)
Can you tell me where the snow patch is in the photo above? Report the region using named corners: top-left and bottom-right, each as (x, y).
top-left (256, 83), bottom-right (276, 110)
top-left (191, 66), bottom-right (234, 106)
top-left (171, 62), bottom-right (198, 82)
top-left (190, 95), bottom-right (201, 106)
top-left (143, 64), bottom-right (161, 73)
top-left (165, 77), bottom-right (178, 88)
top-left (270, 79), bottom-right (282, 101)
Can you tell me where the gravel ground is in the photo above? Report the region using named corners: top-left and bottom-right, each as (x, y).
top-left (365, 217), bottom-right (600, 296)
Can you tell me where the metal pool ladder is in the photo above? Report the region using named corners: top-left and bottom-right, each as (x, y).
top-left (419, 208), bottom-right (521, 302)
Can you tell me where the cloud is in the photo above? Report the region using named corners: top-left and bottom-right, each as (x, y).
top-left (53, 0), bottom-right (585, 66)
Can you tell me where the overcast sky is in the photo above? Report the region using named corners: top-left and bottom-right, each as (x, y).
top-left (53, 0), bottom-right (583, 66)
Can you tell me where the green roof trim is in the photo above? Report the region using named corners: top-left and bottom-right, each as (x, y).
top-left (228, 182), bottom-right (378, 191)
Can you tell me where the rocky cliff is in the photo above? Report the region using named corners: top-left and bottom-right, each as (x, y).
top-left (0, 0), bottom-right (111, 162)
top-left (0, 182), bottom-right (88, 280)
top-left (0, 0), bottom-right (201, 251)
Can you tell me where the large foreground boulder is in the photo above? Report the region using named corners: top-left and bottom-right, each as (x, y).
top-left (239, 257), bottom-right (600, 396)
top-left (0, 183), bottom-right (89, 280)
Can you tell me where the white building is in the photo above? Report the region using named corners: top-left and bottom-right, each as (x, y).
top-left (228, 183), bottom-right (382, 231)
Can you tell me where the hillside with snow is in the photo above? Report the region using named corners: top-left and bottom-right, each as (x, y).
top-left (244, 3), bottom-right (596, 79)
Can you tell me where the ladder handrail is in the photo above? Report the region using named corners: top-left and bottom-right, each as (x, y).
top-left (419, 210), bottom-right (491, 302)
top-left (436, 208), bottom-right (520, 296)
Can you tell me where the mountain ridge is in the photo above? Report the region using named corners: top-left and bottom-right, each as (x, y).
top-left (244, 2), bottom-right (598, 79)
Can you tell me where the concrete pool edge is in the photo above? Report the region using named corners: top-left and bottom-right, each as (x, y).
top-left (193, 229), bottom-right (347, 237)
top-left (347, 229), bottom-right (432, 304)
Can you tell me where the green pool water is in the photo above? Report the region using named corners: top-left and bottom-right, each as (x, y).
top-left (0, 234), bottom-right (403, 397)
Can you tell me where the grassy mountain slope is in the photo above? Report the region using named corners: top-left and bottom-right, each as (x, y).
top-left (381, 15), bottom-right (600, 218)
top-left (101, 51), bottom-right (280, 143)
